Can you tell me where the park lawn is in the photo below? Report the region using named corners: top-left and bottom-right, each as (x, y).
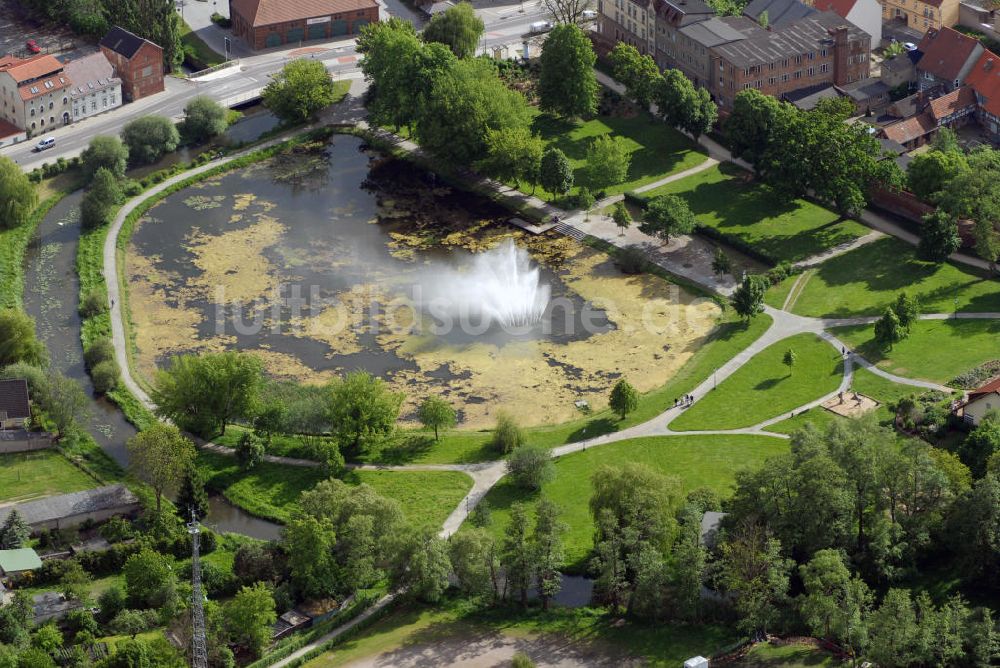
top-left (767, 367), bottom-right (918, 434)
top-left (832, 318), bottom-right (1000, 386)
top-left (671, 333), bottom-right (843, 431)
top-left (303, 597), bottom-right (736, 668)
top-left (375, 313), bottom-right (773, 465)
top-left (525, 109), bottom-right (708, 201)
top-left (741, 641), bottom-right (846, 667)
top-left (640, 163), bottom-right (869, 264)
top-left (196, 450), bottom-right (472, 528)
top-left (478, 434), bottom-right (788, 570)
top-left (0, 450), bottom-right (98, 504)
top-left (787, 237), bottom-right (1000, 318)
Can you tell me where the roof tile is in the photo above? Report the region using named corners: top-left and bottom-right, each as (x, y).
top-left (916, 27), bottom-right (981, 82)
top-left (966, 50), bottom-right (1000, 118)
top-left (231, 0), bottom-right (380, 27)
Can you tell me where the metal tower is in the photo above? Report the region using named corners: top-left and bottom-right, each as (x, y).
top-left (187, 513), bottom-right (209, 668)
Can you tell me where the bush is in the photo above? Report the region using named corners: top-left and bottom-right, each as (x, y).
top-left (80, 168), bottom-right (122, 230)
top-left (122, 180), bottom-right (143, 197)
top-left (100, 517), bottom-right (135, 543)
top-left (121, 115), bottom-right (181, 165)
top-left (210, 12), bottom-right (232, 28)
top-left (182, 96), bottom-right (229, 143)
top-left (506, 445), bottom-right (554, 490)
top-left (236, 431), bottom-right (265, 470)
top-left (491, 411), bottom-right (525, 454)
top-left (96, 586), bottom-right (127, 624)
top-left (615, 245), bottom-right (647, 274)
top-left (81, 136), bottom-right (128, 180)
top-left (84, 337), bottom-right (115, 370)
top-left (79, 288), bottom-right (107, 318)
top-left (91, 359), bottom-right (120, 394)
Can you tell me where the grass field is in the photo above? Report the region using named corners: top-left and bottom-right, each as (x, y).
top-left (368, 314), bottom-right (774, 466)
top-left (786, 237), bottom-right (1000, 318)
top-left (303, 597), bottom-right (736, 667)
top-left (196, 450), bottom-right (472, 528)
top-left (832, 318), bottom-right (1000, 386)
top-left (0, 450), bottom-right (98, 504)
top-left (670, 333), bottom-right (843, 431)
top-left (741, 641), bottom-right (845, 667)
top-left (639, 163), bottom-right (870, 264)
top-left (525, 109), bottom-right (707, 201)
top-left (478, 434), bottom-right (788, 569)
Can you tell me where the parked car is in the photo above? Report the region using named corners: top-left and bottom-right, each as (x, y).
top-left (581, 9), bottom-right (597, 19)
top-left (34, 137), bottom-right (55, 152)
top-left (903, 42), bottom-right (918, 51)
top-left (529, 20), bottom-right (554, 34)
top-left (25, 39), bottom-right (41, 54)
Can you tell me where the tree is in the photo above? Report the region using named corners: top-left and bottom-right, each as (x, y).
top-left (893, 292), bottom-right (919, 331)
top-left (415, 57), bottom-right (532, 165)
top-left (326, 370), bottom-right (404, 457)
top-left (654, 70), bottom-right (717, 139)
top-left (506, 445), bottom-right (555, 490)
top-left (585, 135), bottom-right (630, 190)
top-left (417, 396), bottom-right (456, 441)
top-left (153, 351), bottom-right (263, 438)
top-left (491, 410), bottom-right (526, 453)
top-left (126, 423), bottom-right (196, 515)
top-left (80, 135), bottom-right (129, 181)
top-left (449, 528), bottom-right (500, 601)
top-left (867, 589), bottom-right (918, 667)
top-left (974, 219), bottom-right (1000, 273)
top-left (717, 520), bottom-right (791, 635)
top-left (182, 96), bottom-right (228, 143)
top-left (590, 463), bottom-right (679, 553)
top-left (608, 378), bottom-right (638, 419)
top-left (673, 504), bottom-right (706, 622)
top-left (640, 194), bottom-right (696, 245)
top-left (0, 509), bottom-right (30, 549)
top-left (45, 371), bottom-right (89, 438)
top-left (123, 548), bottom-right (176, 609)
top-left (0, 156), bottom-right (37, 231)
top-left (0, 309), bottom-right (46, 367)
top-left (501, 502), bottom-right (535, 606)
top-left (391, 529), bottom-right (451, 603)
top-left (712, 246), bottom-right (732, 276)
top-left (731, 274), bottom-right (767, 322)
top-left (104, 0), bottom-right (182, 69)
top-left (937, 147), bottom-right (1000, 229)
top-left (233, 543), bottom-right (278, 586)
top-left (726, 89), bottom-right (790, 168)
top-left (120, 115), bottom-right (180, 165)
top-left (282, 515), bottom-right (336, 600)
top-left (541, 0), bottom-right (594, 24)
top-left (532, 498), bottom-right (566, 611)
top-left (782, 348), bottom-right (797, 376)
top-left (59, 560), bottom-right (90, 602)
top-left (224, 583), bottom-right (276, 658)
top-left (91, 359), bottom-right (120, 394)
top-left (236, 431), bottom-right (265, 470)
top-left (609, 43), bottom-right (660, 108)
top-left (961, 415), bottom-right (1000, 477)
top-left (906, 149), bottom-right (967, 202)
top-left (539, 148), bottom-right (574, 199)
top-left (110, 609), bottom-right (151, 640)
top-left (422, 2), bottom-right (483, 58)
top-left (874, 306), bottom-right (904, 351)
top-left (262, 59), bottom-right (338, 124)
top-left (611, 201), bottom-right (631, 235)
top-left (480, 126), bottom-right (545, 189)
top-left (538, 23), bottom-right (598, 118)
top-left (81, 167), bottom-right (123, 230)
top-left (175, 464), bottom-right (209, 521)
top-left (18, 648), bottom-right (57, 668)
top-left (799, 549), bottom-right (872, 654)
top-left (918, 211), bottom-right (961, 263)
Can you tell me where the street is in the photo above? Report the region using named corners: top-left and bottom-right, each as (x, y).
top-left (1, 0), bottom-right (550, 171)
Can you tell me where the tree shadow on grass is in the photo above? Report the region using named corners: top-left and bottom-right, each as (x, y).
top-left (567, 416), bottom-right (619, 443)
top-left (754, 377), bottom-right (784, 391)
top-left (369, 433), bottom-right (437, 465)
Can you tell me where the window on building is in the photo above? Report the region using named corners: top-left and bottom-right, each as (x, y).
top-left (820, 64), bottom-right (828, 73)
top-left (141, 66), bottom-right (152, 78)
top-left (48, 101), bottom-right (53, 110)
top-left (30, 108), bottom-right (35, 117)
top-left (782, 73), bottom-right (788, 82)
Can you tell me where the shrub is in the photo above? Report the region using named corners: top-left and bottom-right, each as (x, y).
top-left (91, 359), bottom-right (120, 394)
top-left (182, 96), bottom-right (229, 143)
top-left (615, 245), bottom-right (647, 274)
top-left (80, 136), bottom-right (128, 180)
top-left (96, 587), bottom-right (127, 624)
top-left (121, 115), bottom-right (181, 165)
top-left (491, 411), bottom-right (525, 454)
top-left (237, 431), bottom-right (265, 470)
top-left (84, 337), bottom-right (115, 370)
top-left (78, 288), bottom-right (107, 318)
top-left (210, 12), bottom-right (232, 28)
top-left (506, 445), bottom-right (554, 490)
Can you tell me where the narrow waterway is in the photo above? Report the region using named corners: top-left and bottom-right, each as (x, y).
top-left (22, 190), bottom-right (283, 540)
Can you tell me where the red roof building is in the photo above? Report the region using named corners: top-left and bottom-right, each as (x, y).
top-left (959, 377), bottom-right (1000, 426)
top-left (0, 54), bottom-right (72, 134)
top-left (965, 50), bottom-right (1000, 143)
top-left (229, 0), bottom-right (379, 50)
top-left (916, 27), bottom-right (984, 92)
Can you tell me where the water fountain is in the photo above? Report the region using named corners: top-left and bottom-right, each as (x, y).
top-left (425, 238), bottom-right (551, 331)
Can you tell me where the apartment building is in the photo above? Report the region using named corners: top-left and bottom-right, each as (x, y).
top-left (881, 0), bottom-right (960, 34)
top-left (0, 54), bottom-right (72, 135)
top-left (649, 0), bottom-right (716, 69)
top-left (598, 0), bottom-right (658, 55)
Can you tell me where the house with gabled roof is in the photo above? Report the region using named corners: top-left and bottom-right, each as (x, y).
top-left (99, 26), bottom-right (164, 102)
top-left (229, 0), bottom-right (380, 50)
top-left (916, 27), bottom-right (983, 92)
top-left (958, 377), bottom-right (1000, 426)
top-left (810, 0), bottom-right (881, 44)
top-left (0, 55), bottom-right (72, 134)
top-left (966, 49), bottom-right (1000, 143)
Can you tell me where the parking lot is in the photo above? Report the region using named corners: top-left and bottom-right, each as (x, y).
top-left (0, 1), bottom-right (80, 60)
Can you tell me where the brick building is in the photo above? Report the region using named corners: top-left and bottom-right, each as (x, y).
top-left (966, 50), bottom-right (1000, 143)
top-left (880, 0), bottom-right (960, 33)
top-left (230, 0), bottom-right (380, 50)
top-left (709, 12), bottom-right (871, 110)
top-left (99, 26), bottom-right (165, 102)
top-left (0, 55), bottom-right (72, 134)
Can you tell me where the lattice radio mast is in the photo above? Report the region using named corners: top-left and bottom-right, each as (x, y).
top-left (187, 512), bottom-right (209, 668)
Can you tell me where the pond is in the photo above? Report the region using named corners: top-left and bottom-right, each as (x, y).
top-left (205, 495), bottom-right (283, 542)
top-left (125, 133), bottom-right (720, 428)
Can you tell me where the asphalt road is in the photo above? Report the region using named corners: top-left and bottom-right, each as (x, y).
top-left (2, 0), bottom-right (551, 171)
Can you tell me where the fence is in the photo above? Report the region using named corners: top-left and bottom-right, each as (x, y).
top-left (0, 432), bottom-right (54, 454)
top-left (189, 59), bottom-right (240, 80)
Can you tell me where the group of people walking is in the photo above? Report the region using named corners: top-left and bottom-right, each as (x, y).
top-left (674, 394), bottom-right (694, 408)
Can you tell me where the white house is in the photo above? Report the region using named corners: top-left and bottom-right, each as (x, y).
top-left (811, 0), bottom-right (881, 45)
top-left (62, 52), bottom-right (122, 122)
top-left (960, 377), bottom-right (1000, 426)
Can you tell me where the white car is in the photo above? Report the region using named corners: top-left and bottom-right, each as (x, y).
top-left (581, 9), bottom-right (598, 19)
top-left (903, 42), bottom-right (918, 51)
top-left (33, 137), bottom-right (55, 152)
top-left (529, 20), bottom-right (554, 34)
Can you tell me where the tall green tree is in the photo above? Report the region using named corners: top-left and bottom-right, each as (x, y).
top-left (448, 528), bottom-right (500, 601)
top-left (80, 135), bottom-right (129, 181)
top-left (491, 410), bottom-right (526, 454)
top-left (611, 201), bottom-right (631, 235)
top-left (45, 371), bottom-right (89, 438)
top-left (609, 43), bottom-right (660, 109)
top-left (906, 149), bottom-right (967, 202)
top-left (726, 89), bottom-right (790, 168)
top-left (799, 549), bottom-right (872, 655)
top-left (874, 306), bottom-right (904, 351)
top-left (223, 583), bottom-right (276, 658)
top-left (391, 529), bottom-right (451, 603)
top-left (182, 96), bottom-right (229, 143)
top-left (585, 135), bottom-right (630, 190)
top-left (417, 396), bottom-right (456, 441)
top-left (538, 23), bottom-right (598, 118)
top-left (262, 59), bottom-right (338, 123)
top-left (640, 194), bottom-right (696, 244)
top-left (539, 147), bottom-right (574, 196)
top-left (0, 309), bottom-right (47, 367)
top-left (673, 503), bottom-right (706, 622)
top-left (974, 219), bottom-right (1000, 273)
top-left (480, 126), bottom-right (545, 189)
top-left (506, 445), bottom-right (555, 491)
top-left (590, 463), bottom-right (679, 554)
top-left (282, 515), bottom-right (337, 600)
top-left (123, 548), bottom-right (176, 609)
top-left (531, 498), bottom-right (566, 611)
top-left (717, 520), bottom-right (791, 635)
top-left (80, 167), bottom-right (123, 230)
top-left (422, 2), bottom-right (484, 58)
top-left (731, 274), bottom-right (768, 322)
top-left (918, 210), bottom-right (961, 263)
top-left (501, 502), bottom-right (535, 607)
top-left (0, 156), bottom-right (37, 231)
top-left (867, 589), bottom-right (918, 667)
top-left (175, 464), bottom-right (209, 521)
top-left (152, 351), bottom-right (264, 438)
top-left (120, 115), bottom-right (180, 165)
top-left (326, 370), bottom-right (404, 457)
top-left (126, 423), bottom-right (196, 515)
top-left (0, 510), bottom-right (30, 549)
top-left (608, 378), bottom-right (638, 419)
